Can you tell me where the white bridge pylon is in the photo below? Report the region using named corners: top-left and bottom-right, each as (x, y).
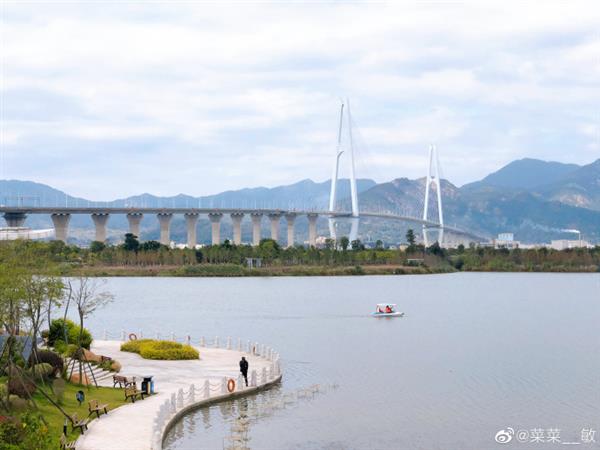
top-left (422, 144), bottom-right (444, 246)
top-left (328, 99), bottom-right (359, 242)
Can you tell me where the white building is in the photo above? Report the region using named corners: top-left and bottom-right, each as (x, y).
top-left (550, 239), bottom-right (593, 250)
top-left (494, 233), bottom-right (520, 249)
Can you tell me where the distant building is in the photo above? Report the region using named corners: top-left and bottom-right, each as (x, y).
top-left (550, 239), bottom-right (592, 250)
top-left (0, 227), bottom-right (54, 240)
top-left (494, 232), bottom-right (520, 249)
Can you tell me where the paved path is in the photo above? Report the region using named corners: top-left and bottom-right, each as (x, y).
top-left (76, 340), bottom-right (275, 450)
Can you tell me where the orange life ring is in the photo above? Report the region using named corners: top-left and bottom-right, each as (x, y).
top-left (227, 378), bottom-right (235, 393)
top-left (129, 333), bottom-right (137, 341)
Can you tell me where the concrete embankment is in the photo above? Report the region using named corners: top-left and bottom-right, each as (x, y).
top-left (76, 339), bottom-right (281, 450)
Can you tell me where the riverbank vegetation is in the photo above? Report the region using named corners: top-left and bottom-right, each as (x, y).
top-left (1, 233), bottom-right (600, 279)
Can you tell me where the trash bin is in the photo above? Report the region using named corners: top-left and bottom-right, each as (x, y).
top-left (141, 376), bottom-right (154, 395)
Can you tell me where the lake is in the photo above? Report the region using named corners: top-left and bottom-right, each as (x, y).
top-left (78, 273), bottom-right (600, 449)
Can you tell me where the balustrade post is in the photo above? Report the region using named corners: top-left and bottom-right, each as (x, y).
top-left (247, 340), bottom-right (251, 353)
top-left (189, 384), bottom-right (195, 403)
top-left (250, 370), bottom-right (257, 387)
top-left (121, 330), bottom-right (126, 341)
top-left (214, 336), bottom-right (219, 348)
top-left (261, 367), bottom-right (267, 384)
top-left (221, 377), bottom-right (227, 395)
top-left (255, 342), bottom-right (259, 355)
top-left (171, 332), bottom-right (175, 341)
top-left (177, 388), bottom-right (184, 408)
top-left (200, 336), bottom-right (205, 347)
top-left (204, 379), bottom-right (210, 398)
top-left (227, 336), bottom-right (232, 350)
top-left (139, 329), bottom-right (143, 339)
top-left (237, 373), bottom-right (244, 391)
top-left (237, 338), bottom-right (242, 352)
top-left (186, 335), bottom-right (191, 346)
top-left (170, 393), bottom-right (177, 414)
top-left (103, 329), bottom-right (107, 340)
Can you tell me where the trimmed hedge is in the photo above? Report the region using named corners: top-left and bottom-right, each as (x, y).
top-left (120, 339), bottom-right (199, 360)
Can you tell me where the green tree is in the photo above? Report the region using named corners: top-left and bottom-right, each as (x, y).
top-left (351, 239), bottom-right (364, 251)
top-left (89, 241), bottom-right (106, 253)
top-left (339, 236), bottom-right (350, 251)
top-left (122, 233), bottom-right (140, 252)
top-left (406, 229), bottom-right (416, 248)
top-left (375, 239), bottom-right (384, 250)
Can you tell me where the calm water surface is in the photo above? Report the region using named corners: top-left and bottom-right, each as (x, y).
top-left (80, 273), bottom-right (600, 449)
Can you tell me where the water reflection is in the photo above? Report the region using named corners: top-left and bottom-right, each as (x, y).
top-left (164, 384), bottom-right (338, 450)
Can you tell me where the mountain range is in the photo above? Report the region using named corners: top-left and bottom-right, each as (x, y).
top-left (1, 158), bottom-right (600, 244)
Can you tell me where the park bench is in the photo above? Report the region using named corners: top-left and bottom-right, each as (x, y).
top-left (71, 413), bottom-right (89, 434)
top-left (60, 434), bottom-right (76, 449)
top-left (124, 386), bottom-right (146, 403)
top-left (88, 399), bottom-right (109, 418)
top-left (113, 374), bottom-right (136, 388)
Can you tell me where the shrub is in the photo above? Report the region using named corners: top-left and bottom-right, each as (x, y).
top-left (8, 377), bottom-right (37, 398)
top-left (121, 339), bottom-right (198, 360)
top-left (120, 339), bottom-right (154, 354)
top-left (29, 363), bottom-right (55, 381)
top-left (0, 413), bottom-right (54, 450)
top-left (48, 318), bottom-right (93, 349)
top-left (29, 350), bottom-right (63, 376)
top-left (140, 342), bottom-right (199, 360)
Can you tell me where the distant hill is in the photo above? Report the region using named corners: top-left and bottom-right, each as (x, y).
top-left (463, 158), bottom-right (580, 191)
top-left (539, 159), bottom-right (600, 210)
top-left (2, 157), bottom-right (600, 244)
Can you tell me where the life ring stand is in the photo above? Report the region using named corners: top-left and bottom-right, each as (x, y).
top-left (227, 378), bottom-right (236, 393)
top-left (129, 333), bottom-right (138, 341)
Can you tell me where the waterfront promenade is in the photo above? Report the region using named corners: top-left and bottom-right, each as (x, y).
top-left (76, 340), bottom-right (281, 450)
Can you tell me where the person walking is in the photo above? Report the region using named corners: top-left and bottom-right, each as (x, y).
top-left (239, 356), bottom-right (249, 386)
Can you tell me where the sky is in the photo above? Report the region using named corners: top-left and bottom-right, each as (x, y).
top-left (0, 1), bottom-right (599, 200)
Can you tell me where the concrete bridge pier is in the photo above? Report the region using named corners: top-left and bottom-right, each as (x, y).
top-left (3, 212), bottom-right (27, 228)
top-left (307, 213), bottom-right (318, 247)
top-left (230, 212), bottom-right (244, 245)
top-left (208, 212), bottom-right (223, 245)
top-left (157, 213), bottom-right (173, 246)
top-left (250, 213), bottom-right (263, 246)
top-left (126, 213), bottom-right (143, 238)
top-left (185, 213), bottom-right (199, 248)
top-left (51, 213), bottom-right (71, 242)
top-left (285, 213), bottom-right (297, 248)
top-left (91, 213), bottom-right (110, 243)
top-left (268, 213), bottom-right (281, 243)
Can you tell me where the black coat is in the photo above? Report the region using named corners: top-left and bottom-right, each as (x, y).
top-left (240, 359), bottom-right (249, 374)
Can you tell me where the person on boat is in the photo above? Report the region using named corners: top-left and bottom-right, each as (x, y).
top-left (239, 356), bottom-right (249, 386)
top-left (385, 305), bottom-right (393, 313)
top-left (377, 306), bottom-right (383, 313)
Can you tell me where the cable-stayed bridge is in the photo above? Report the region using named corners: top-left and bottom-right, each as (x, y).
top-left (0, 100), bottom-right (487, 246)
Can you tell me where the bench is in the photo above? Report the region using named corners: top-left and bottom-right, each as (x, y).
top-left (124, 386), bottom-right (146, 403)
top-left (71, 413), bottom-right (89, 434)
top-left (60, 434), bottom-right (76, 449)
top-left (88, 399), bottom-right (109, 418)
top-left (113, 374), bottom-right (136, 388)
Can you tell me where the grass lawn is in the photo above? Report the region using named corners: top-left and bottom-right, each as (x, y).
top-left (2, 378), bottom-right (130, 445)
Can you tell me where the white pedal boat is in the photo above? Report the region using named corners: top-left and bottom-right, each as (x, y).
top-left (372, 303), bottom-right (404, 317)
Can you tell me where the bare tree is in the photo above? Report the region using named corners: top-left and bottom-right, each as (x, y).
top-left (67, 275), bottom-right (113, 386)
top-left (23, 275), bottom-right (63, 364)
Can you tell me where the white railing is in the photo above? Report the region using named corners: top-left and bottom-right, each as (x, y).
top-left (148, 338), bottom-right (281, 450)
top-left (100, 331), bottom-right (281, 362)
top-left (97, 331), bottom-right (280, 450)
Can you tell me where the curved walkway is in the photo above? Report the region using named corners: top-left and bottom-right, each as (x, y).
top-left (76, 340), bottom-right (281, 450)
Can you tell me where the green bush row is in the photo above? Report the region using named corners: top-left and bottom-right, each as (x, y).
top-left (120, 339), bottom-right (199, 360)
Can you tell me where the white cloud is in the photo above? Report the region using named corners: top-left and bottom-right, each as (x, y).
top-left (1, 1), bottom-right (599, 198)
